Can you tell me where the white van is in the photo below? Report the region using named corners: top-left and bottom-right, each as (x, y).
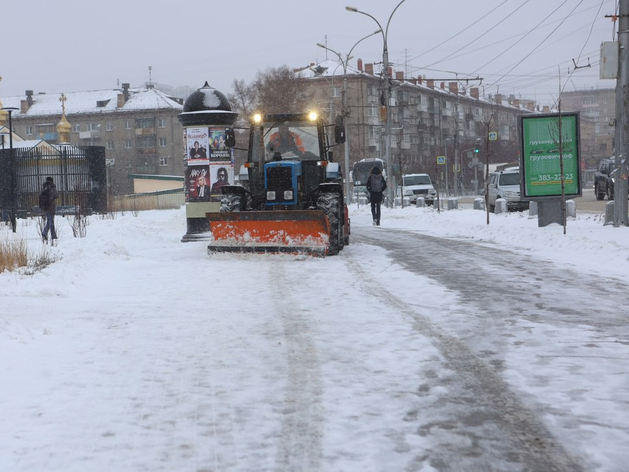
top-left (402, 173), bottom-right (437, 205)
top-left (487, 166), bottom-right (529, 212)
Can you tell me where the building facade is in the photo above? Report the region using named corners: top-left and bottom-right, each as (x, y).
top-left (297, 59), bottom-right (539, 195)
top-left (2, 84), bottom-right (185, 195)
top-left (559, 88), bottom-right (616, 168)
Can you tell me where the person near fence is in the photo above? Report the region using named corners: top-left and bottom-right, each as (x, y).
top-left (40, 176), bottom-right (58, 244)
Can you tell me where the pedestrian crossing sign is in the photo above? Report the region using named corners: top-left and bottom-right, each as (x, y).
top-left (437, 155), bottom-right (446, 165)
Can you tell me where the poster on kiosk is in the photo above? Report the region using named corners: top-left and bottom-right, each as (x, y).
top-left (185, 127), bottom-right (234, 202)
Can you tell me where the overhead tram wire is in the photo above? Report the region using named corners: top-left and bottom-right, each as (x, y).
top-left (408, 0), bottom-right (510, 63)
top-left (555, 0), bottom-right (606, 105)
top-left (466, 0), bottom-right (570, 80)
top-left (415, 0), bottom-right (532, 72)
top-left (487, 1), bottom-right (586, 91)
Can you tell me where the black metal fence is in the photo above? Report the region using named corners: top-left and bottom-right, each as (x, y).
top-left (0, 145), bottom-right (107, 218)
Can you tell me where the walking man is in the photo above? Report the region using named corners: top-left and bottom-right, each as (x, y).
top-left (40, 176), bottom-right (58, 244)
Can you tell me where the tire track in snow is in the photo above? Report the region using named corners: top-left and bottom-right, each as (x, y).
top-left (269, 262), bottom-right (324, 472)
top-left (346, 247), bottom-right (586, 472)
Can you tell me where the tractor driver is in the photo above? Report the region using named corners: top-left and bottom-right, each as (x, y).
top-left (266, 123), bottom-right (306, 158)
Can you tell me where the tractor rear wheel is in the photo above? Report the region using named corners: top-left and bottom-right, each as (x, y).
top-left (316, 192), bottom-right (343, 256)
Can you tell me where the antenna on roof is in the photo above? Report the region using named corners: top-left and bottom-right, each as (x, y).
top-left (148, 66), bottom-right (153, 89)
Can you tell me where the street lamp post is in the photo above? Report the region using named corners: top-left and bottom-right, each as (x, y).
top-left (2, 107), bottom-right (19, 232)
top-left (317, 29), bottom-right (381, 206)
top-left (346, 1), bottom-right (407, 206)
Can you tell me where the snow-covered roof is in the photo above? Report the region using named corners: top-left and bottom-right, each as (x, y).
top-left (299, 59), bottom-right (536, 112)
top-left (1, 87), bottom-right (183, 118)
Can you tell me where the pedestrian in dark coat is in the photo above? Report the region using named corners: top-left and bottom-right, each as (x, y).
top-left (366, 166), bottom-right (387, 226)
top-left (40, 176), bottom-right (58, 244)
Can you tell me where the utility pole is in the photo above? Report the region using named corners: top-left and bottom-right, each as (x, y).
top-left (615, 0), bottom-right (629, 226)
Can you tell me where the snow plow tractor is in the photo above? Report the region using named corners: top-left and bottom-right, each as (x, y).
top-left (206, 111), bottom-right (350, 256)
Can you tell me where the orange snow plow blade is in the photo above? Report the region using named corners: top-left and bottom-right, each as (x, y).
top-left (206, 210), bottom-right (330, 256)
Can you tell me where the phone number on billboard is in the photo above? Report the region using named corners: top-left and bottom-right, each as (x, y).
top-left (537, 173), bottom-right (573, 182)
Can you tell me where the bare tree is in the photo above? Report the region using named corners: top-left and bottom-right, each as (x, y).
top-left (252, 65), bottom-right (313, 114)
top-left (229, 79), bottom-right (257, 120)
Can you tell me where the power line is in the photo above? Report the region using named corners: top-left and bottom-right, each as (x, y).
top-left (408, 0), bottom-right (510, 63)
top-left (487, 1), bottom-right (585, 89)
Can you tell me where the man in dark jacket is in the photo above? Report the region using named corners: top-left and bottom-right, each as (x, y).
top-left (366, 166), bottom-right (387, 226)
top-left (40, 176), bottom-right (59, 244)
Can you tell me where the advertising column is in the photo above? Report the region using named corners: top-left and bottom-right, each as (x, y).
top-left (178, 83), bottom-right (237, 241)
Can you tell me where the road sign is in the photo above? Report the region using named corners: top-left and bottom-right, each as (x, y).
top-left (437, 155), bottom-right (446, 165)
top-left (489, 132), bottom-right (498, 141)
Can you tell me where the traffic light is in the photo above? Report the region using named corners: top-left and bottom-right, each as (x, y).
top-left (474, 138), bottom-right (481, 154)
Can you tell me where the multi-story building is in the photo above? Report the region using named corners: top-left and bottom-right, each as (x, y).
top-left (297, 59), bottom-right (537, 194)
top-left (2, 84), bottom-right (184, 195)
top-left (559, 88), bottom-right (616, 167)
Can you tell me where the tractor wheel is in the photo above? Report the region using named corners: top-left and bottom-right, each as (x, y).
top-left (317, 192), bottom-right (343, 256)
top-left (220, 193), bottom-right (242, 212)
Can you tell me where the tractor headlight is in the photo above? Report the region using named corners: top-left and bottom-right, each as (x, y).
top-left (267, 191), bottom-right (276, 200)
top-left (284, 190), bottom-right (294, 200)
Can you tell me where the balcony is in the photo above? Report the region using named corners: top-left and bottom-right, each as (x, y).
top-left (135, 128), bottom-right (156, 136)
top-left (79, 131), bottom-right (100, 140)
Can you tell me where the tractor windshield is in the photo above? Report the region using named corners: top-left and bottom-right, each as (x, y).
top-left (263, 121), bottom-right (320, 161)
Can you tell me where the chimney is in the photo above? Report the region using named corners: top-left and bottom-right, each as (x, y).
top-left (495, 94), bottom-right (502, 105)
top-left (396, 71), bottom-right (404, 81)
top-left (513, 98), bottom-right (520, 108)
top-left (440, 82), bottom-right (445, 90)
top-left (387, 66), bottom-right (392, 78)
top-left (365, 63), bottom-right (374, 75)
top-left (20, 90), bottom-right (34, 113)
top-left (470, 87), bottom-right (479, 100)
top-left (418, 75), bottom-right (423, 85)
top-left (448, 82), bottom-right (458, 95)
top-left (543, 105), bottom-right (550, 113)
top-left (357, 59), bottom-right (363, 72)
top-left (427, 79), bottom-right (434, 89)
top-left (122, 83), bottom-right (130, 102)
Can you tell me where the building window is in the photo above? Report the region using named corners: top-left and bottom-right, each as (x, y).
top-left (106, 141), bottom-right (115, 150)
top-left (125, 139), bottom-right (133, 149)
top-left (135, 117), bottom-right (155, 129)
top-left (332, 87), bottom-right (340, 98)
top-left (26, 126), bottom-right (33, 136)
top-left (125, 120), bottom-right (132, 130)
top-left (89, 122), bottom-right (100, 131)
top-left (73, 124), bottom-right (81, 132)
top-left (158, 118), bottom-right (167, 128)
top-left (159, 137), bottom-right (167, 147)
top-left (106, 122), bottom-right (114, 131)
top-left (159, 156), bottom-right (168, 166)
top-left (136, 135), bottom-right (156, 148)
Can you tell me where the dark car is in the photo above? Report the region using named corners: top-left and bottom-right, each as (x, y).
top-left (594, 158), bottom-right (615, 200)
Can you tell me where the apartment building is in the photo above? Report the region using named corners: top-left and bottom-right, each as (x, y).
top-left (2, 84), bottom-right (184, 195)
top-left (298, 59), bottom-right (536, 193)
top-left (559, 88), bottom-right (615, 167)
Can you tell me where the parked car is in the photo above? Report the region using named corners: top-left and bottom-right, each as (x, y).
top-left (594, 158), bottom-right (615, 200)
top-left (487, 166), bottom-right (529, 212)
top-left (402, 173), bottom-right (437, 205)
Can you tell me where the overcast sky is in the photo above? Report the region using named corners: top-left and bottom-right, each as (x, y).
top-left (0, 0), bottom-right (617, 106)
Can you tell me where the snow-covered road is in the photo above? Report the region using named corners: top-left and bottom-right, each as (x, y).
top-left (1, 206), bottom-right (628, 471)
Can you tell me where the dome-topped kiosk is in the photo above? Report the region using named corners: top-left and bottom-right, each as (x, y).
top-left (178, 82), bottom-right (238, 241)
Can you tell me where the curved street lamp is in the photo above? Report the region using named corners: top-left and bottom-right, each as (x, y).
top-left (317, 28), bottom-right (382, 205)
top-left (346, 1), bottom-right (407, 206)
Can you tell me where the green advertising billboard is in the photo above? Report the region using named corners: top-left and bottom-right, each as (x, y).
top-left (520, 113), bottom-right (581, 198)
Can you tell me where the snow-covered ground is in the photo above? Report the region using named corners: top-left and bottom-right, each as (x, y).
top-left (0, 202), bottom-right (627, 471)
